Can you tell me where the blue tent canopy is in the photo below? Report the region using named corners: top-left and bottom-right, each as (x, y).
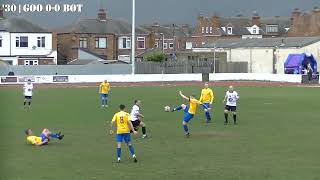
top-left (284, 53), bottom-right (318, 74)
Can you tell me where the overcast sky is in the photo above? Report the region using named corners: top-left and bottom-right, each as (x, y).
top-left (2, 0), bottom-right (320, 28)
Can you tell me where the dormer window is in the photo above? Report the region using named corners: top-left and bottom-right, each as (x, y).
top-left (252, 27), bottom-right (257, 34)
top-left (221, 27), bottom-right (226, 32)
top-left (201, 27), bottom-right (205, 34)
top-left (209, 27), bottom-right (212, 33)
top-left (266, 25), bottom-right (279, 33)
top-left (227, 27), bottom-right (232, 34)
top-left (205, 27), bottom-right (209, 33)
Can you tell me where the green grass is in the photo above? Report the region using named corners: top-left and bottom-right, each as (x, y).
top-left (1, 85), bottom-right (320, 180)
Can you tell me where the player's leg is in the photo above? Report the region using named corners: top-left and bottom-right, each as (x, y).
top-left (42, 129), bottom-right (64, 140)
top-left (172, 104), bottom-right (186, 112)
top-left (182, 112), bottom-right (194, 137)
top-left (204, 103), bottom-right (212, 123)
top-left (224, 106), bottom-right (229, 125)
top-left (139, 121), bottom-right (147, 138)
top-left (100, 94), bottom-right (105, 107)
top-left (124, 134), bottom-right (137, 162)
top-left (116, 134), bottom-right (123, 162)
top-left (28, 97), bottom-right (32, 107)
top-left (23, 96), bottom-right (27, 107)
top-left (232, 107), bottom-right (237, 124)
top-left (105, 94), bottom-right (109, 107)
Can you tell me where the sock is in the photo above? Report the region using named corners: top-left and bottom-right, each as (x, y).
top-left (142, 127), bottom-right (146, 135)
top-left (128, 145), bottom-right (135, 156)
top-left (233, 114), bottom-right (237, 123)
top-left (174, 106), bottom-right (182, 111)
top-left (183, 125), bottom-right (189, 133)
top-left (50, 133), bottom-right (60, 139)
top-left (205, 112), bottom-right (211, 121)
top-left (224, 113), bottom-right (228, 123)
top-left (28, 102), bottom-right (31, 106)
top-left (24, 102), bottom-right (26, 106)
top-left (117, 148), bottom-right (121, 158)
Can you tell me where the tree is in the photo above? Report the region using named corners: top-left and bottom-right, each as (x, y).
top-left (144, 51), bottom-right (165, 62)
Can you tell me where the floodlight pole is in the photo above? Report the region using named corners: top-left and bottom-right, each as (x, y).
top-left (131, 0), bottom-right (136, 75)
top-left (213, 43), bottom-right (216, 73)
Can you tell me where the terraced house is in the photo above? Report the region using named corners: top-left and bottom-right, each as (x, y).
top-left (56, 9), bottom-right (155, 64)
top-left (186, 13), bottom-right (291, 49)
top-left (0, 8), bottom-right (57, 65)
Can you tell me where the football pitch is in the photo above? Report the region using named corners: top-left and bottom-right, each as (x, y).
top-left (1, 84), bottom-right (320, 180)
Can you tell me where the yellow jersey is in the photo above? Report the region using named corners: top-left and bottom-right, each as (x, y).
top-left (199, 88), bottom-right (214, 103)
top-left (99, 82), bottom-right (110, 94)
top-left (188, 98), bottom-right (202, 114)
top-left (27, 136), bottom-right (42, 145)
top-left (112, 111), bottom-right (132, 134)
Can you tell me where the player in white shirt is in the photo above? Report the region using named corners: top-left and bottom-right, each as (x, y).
top-left (130, 100), bottom-right (147, 138)
top-left (223, 85), bottom-right (239, 125)
top-left (23, 79), bottom-right (33, 109)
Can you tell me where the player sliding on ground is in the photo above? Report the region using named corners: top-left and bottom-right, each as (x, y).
top-left (171, 91), bottom-right (208, 137)
top-left (130, 100), bottom-right (148, 138)
top-left (25, 128), bottom-right (64, 146)
top-left (199, 82), bottom-right (214, 123)
top-left (223, 85), bottom-right (239, 125)
top-left (110, 104), bottom-right (138, 163)
top-left (99, 80), bottom-right (110, 108)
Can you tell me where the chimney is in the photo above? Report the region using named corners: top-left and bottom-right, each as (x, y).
top-left (97, 9), bottom-right (107, 21)
top-left (0, 7), bottom-right (3, 19)
top-left (211, 15), bottom-right (220, 28)
top-left (252, 12), bottom-right (261, 26)
top-left (291, 8), bottom-right (301, 23)
top-left (152, 22), bottom-right (160, 33)
top-left (181, 24), bottom-right (189, 35)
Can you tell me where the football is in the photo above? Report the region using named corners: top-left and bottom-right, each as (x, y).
top-left (164, 106), bottom-right (171, 112)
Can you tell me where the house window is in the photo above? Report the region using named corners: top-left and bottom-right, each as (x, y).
top-left (37, 37), bottom-right (45, 48)
top-left (210, 27), bottom-right (213, 33)
top-left (266, 25), bottom-right (279, 33)
top-left (24, 60), bottom-right (38, 66)
top-left (119, 37), bottom-right (131, 49)
top-left (155, 42), bottom-right (158, 48)
top-left (79, 37), bottom-right (87, 48)
top-left (252, 27), bottom-right (257, 34)
top-left (227, 27), bottom-right (233, 34)
top-left (205, 27), bottom-right (209, 33)
top-left (0, 36), bottom-right (2, 47)
top-left (163, 43), bottom-right (168, 49)
top-left (169, 43), bottom-right (174, 49)
top-left (16, 36), bottom-right (28, 47)
top-left (137, 37), bottom-right (145, 49)
top-left (201, 27), bottom-right (205, 34)
top-left (95, 37), bottom-right (107, 48)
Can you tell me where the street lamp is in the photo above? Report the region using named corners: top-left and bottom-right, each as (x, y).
top-left (131, 0), bottom-right (135, 75)
top-left (213, 43), bottom-right (216, 73)
top-left (160, 33), bottom-right (164, 53)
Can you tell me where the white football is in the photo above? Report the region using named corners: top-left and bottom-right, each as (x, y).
top-left (164, 106), bottom-right (171, 112)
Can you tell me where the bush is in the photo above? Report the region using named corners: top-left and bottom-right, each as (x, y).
top-left (144, 52), bottom-right (165, 62)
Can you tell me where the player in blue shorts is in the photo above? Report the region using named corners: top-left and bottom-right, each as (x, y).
top-left (171, 91), bottom-right (208, 137)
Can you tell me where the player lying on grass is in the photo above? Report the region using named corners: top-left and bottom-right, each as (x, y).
top-left (25, 128), bottom-right (64, 146)
top-left (130, 100), bottom-right (147, 138)
top-left (171, 91), bottom-right (208, 137)
top-left (223, 85), bottom-right (239, 125)
top-left (199, 82), bottom-right (214, 123)
top-left (110, 104), bottom-right (138, 163)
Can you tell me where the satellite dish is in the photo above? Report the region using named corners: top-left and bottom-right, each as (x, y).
top-left (32, 46), bottom-right (37, 50)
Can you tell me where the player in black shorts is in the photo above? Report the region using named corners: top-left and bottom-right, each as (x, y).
top-left (223, 86), bottom-right (239, 125)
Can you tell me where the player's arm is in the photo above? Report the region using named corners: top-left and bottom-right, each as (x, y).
top-left (210, 90), bottom-right (214, 104)
top-left (223, 93), bottom-right (227, 103)
top-left (199, 90), bottom-right (203, 102)
top-left (137, 113), bottom-right (144, 118)
top-left (99, 84), bottom-right (102, 94)
top-left (109, 115), bottom-right (117, 134)
top-left (107, 84), bottom-right (111, 91)
top-left (179, 91), bottom-right (189, 101)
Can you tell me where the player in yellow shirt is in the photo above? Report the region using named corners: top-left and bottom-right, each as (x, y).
top-left (171, 91), bottom-right (208, 137)
top-left (110, 104), bottom-right (138, 163)
top-left (99, 80), bottom-right (111, 108)
top-left (199, 82), bottom-right (214, 123)
top-left (25, 128), bottom-right (64, 146)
